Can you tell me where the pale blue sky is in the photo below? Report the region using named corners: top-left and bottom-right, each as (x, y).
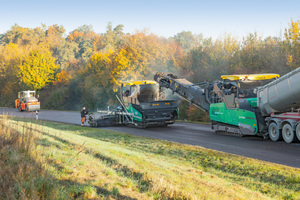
top-left (1, 0), bottom-right (299, 40)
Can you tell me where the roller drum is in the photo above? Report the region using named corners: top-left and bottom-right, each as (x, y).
top-left (27, 104), bottom-right (40, 112)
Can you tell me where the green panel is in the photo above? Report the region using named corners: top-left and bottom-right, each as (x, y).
top-left (209, 103), bottom-right (258, 134)
top-left (210, 103), bottom-right (238, 126)
top-left (235, 109), bottom-right (258, 134)
top-left (126, 104), bottom-right (143, 122)
top-left (246, 98), bottom-right (258, 108)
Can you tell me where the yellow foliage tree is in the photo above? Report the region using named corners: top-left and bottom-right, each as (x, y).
top-left (285, 20), bottom-right (300, 43)
top-left (80, 50), bottom-right (117, 108)
top-left (284, 19), bottom-right (300, 69)
top-left (0, 43), bottom-right (26, 80)
top-left (111, 48), bottom-right (131, 84)
top-left (110, 31), bottom-right (174, 85)
top-left (82, 51), bottom-right (114, 88)
top-left (19, 48), bottom-right (59, 90)
top-left (0, 43), bottom-right (27, 105)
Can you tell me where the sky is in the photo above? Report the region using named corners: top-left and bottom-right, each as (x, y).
top-left (1, 0), bottom-right (299, 40)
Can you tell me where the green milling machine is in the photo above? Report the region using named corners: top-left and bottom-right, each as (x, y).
top-left (155, 67), bottom-right (300, 143)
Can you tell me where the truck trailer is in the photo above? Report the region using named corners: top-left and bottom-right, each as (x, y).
top-left (154, 67), bottom-right (300, 143)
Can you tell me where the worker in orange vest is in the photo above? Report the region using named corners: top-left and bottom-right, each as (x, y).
top-left (81, 107), bottom-right (87, 126)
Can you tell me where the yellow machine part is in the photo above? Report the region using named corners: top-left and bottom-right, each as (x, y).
top-left (120, 80), bottom-right (158, 86)
top-left (221, 73), bottom-right (280, 81)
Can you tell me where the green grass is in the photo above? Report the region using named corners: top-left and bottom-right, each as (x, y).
top-left (1, 116), bottom-right (299, 199)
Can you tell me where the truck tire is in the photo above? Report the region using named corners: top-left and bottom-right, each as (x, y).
top-left (295, 123), bottom-right (300, 141)
top-left (282, 124), bottom-right (296, 143)
top-left (268, 122), bottom-right (282, 141)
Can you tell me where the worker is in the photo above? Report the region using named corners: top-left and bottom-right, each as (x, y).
top-left (89, 113), bottom-right (94, 121)
top-left (81, 107), bottom-right (86, 126)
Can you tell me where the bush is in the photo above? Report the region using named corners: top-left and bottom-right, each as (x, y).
top-left (40, 86), bottom-right (71, 110)
top-left (178, 101), bottom-right (189, 120)
top-left (186, 104), bottom-right (206, 121)
top-left (178, 101), bottom-right (209, 122)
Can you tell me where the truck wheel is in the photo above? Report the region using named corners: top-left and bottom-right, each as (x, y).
top-left (268, 123), bottom-right (282, 141)
top-left (282, 124), bottom-right (296, 143)
top-left (295, 123), bottom-right (300, 141)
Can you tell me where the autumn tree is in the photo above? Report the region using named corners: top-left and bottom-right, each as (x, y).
top-left (0, 24), bottom-right (45, 46)
top-left (111, 31), bottom-right (175, 83)
top-left (19, 48), bottom-right (59, 90)
top-left (0, 43), bottom-right (27, 106)
top-left (284, 19), bottom-right (300, 70)
top-left (66, 25), bottom-right (102, 62)
top-left (52, 70), bottom-right (71, 86)
top-left (43, 24), bottom-right (65, 48)
top-left (79, 51), bottom-right (116, 109)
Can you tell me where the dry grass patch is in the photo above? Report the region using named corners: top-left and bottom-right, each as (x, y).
top-left (0, 116), bottom-right (59, 199)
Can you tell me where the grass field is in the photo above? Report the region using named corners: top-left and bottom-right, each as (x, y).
top-left (0, 116), bottom-right (299, 200)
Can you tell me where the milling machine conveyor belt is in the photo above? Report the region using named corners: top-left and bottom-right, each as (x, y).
top-left (154, 72), bottom-right (212, 112)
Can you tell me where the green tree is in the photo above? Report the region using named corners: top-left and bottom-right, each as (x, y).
top-left (101, 22), bottom-right (125, 53)
top-left (53, 40), bottom-right (79, 70)
top-left (67, 25), bottom-right (103, 63)
top-left (173, 31), bottom-right (196, 52)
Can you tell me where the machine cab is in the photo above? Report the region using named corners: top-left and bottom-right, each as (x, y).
top-left (18, 91), bottom-right (37, 103)
top-left (214, 74), bottom-right (280, 109)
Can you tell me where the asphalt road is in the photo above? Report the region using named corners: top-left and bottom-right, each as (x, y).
top-left (1, 107), bottom-right (300, 168)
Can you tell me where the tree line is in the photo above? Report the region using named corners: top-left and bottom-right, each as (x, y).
top-left (0, 20), bottom-right (299, 120)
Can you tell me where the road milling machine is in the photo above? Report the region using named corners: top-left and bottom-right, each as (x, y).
top-left (15, 90), bottom-right (40, 112)
top-left (88, 80), bottom-right (181, 128)
top-left (154, 67), bottom-right (300, 143)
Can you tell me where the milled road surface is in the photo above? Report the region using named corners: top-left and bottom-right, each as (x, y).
top-left (1, 107), bottom-right (299, 168)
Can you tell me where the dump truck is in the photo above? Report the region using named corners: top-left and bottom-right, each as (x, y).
top-left (15, 90), bottom-right (40, 112)
top-left (88, 80), bottom-right (181, 127)
top-left (154, 67), bottom-right (300, 143)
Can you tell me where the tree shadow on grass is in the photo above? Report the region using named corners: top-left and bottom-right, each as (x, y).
top-left (39, 134), bottom-right (153, 194)
top-left (57, 179), bottom-right (138, 200)
top-left (37, 137), bottom-right (140, 200)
